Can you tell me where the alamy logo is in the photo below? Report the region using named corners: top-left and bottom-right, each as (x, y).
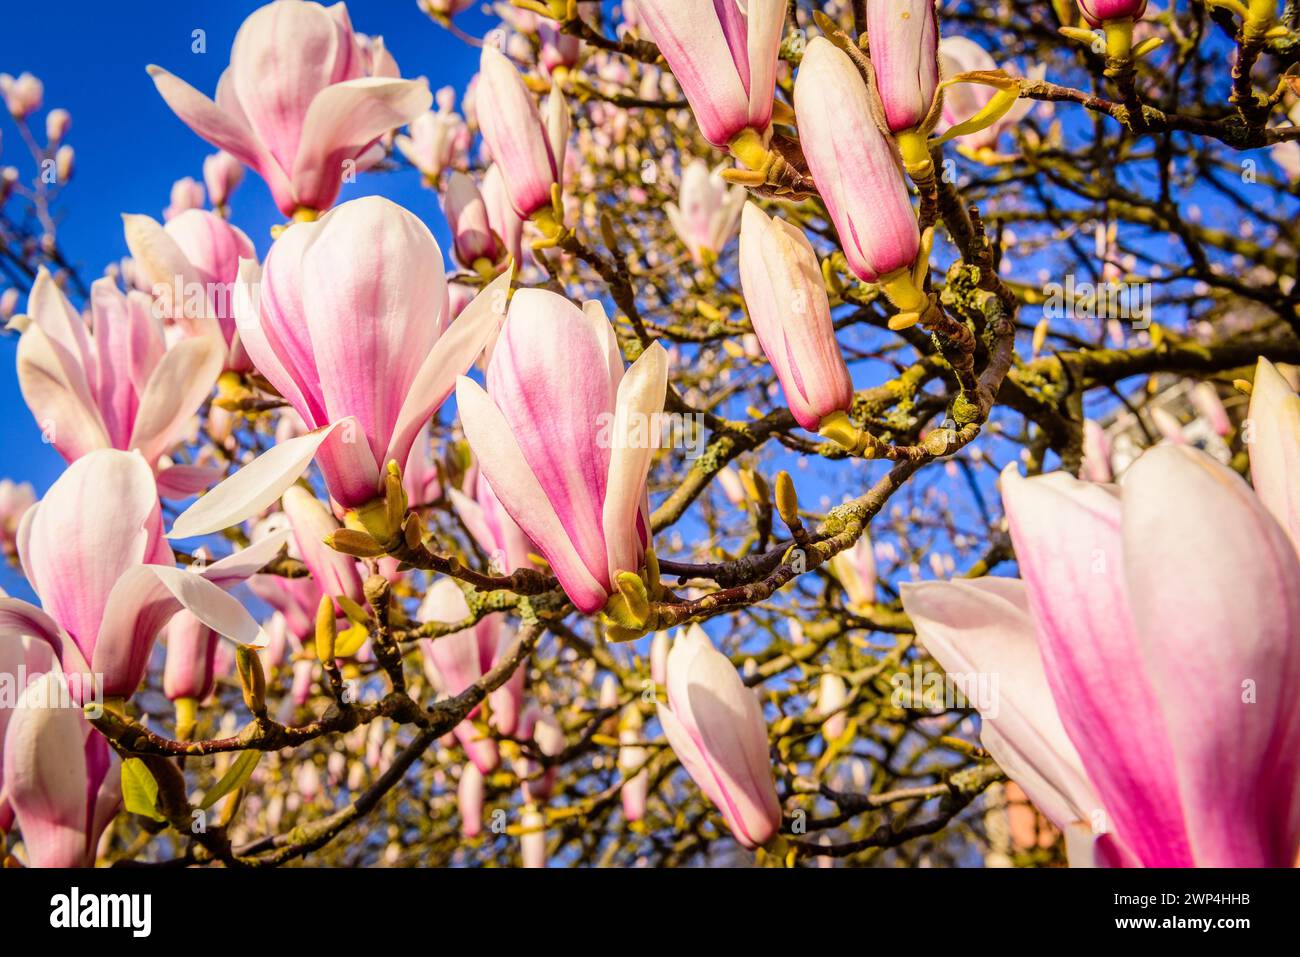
top-left (1042, 275), bottom-right (1151, 330)
top-left (49, 887), bottom-right (152, 938)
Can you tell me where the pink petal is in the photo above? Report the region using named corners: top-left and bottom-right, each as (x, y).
top-left (382, 268), bottom-right (509, 476)
top-left (602, 341), bottom-right (667, 584)
top-left (168, 421), bottom-right (352, 538)
top-left (291, 77), bottom-right (432, 211)
top-left (127, 335), bottom-right (224, 466)
top-left (1002, 465), bottom-right (1191, 864)
top-left (1122, 445), bottom-right (1300, 866)
top-left (635, 0), bottom-right (751, 146)
top-left (456, 375), bottom-right (608, 613)
top-left (900, 577), bottom-right (1103, 835)
top-left (1248, 357), bottom-right (1300, 554)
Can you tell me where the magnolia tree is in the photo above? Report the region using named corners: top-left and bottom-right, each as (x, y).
top-left (1, 0), bottom-right (1299, 870)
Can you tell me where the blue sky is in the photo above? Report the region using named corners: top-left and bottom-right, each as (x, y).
top-left (0, 1), bottom-right (498, 596)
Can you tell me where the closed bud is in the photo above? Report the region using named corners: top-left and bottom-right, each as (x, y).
top-left (235, 645), bottom-right (267, 716)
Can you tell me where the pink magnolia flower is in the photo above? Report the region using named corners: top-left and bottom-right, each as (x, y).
top-left (171, 196), bottom-right (508, 537)
top-left (418, 577), bottom-right (520, 773)
top-left (520, 806), bottom-right (546, 867)
top-left (0, 72), bottom-right (42, 118)
top-left (666, 160), bottom-right (746, 265)
top-left (481, 164), bottom-right (526, 267)
top-left (3, 673), bottom-right (121, 867)
top-left (865, 0), bottom-right (939, 133)
top-left (163, 609), bottom-right (220, 703)
top-left (0, 479), bottom-right (36, 557)
top-left (147, 0), bottom-right (432, 217)
top-left (280, 486), bottom-right (365, 606)
top-left (449, 470), bottom-right (536, 576)
top-left (455, 290), bottom-right (668, 614)
top-left (443, 171), bottom-right (508, 270)
top-left (123, 208), bottom-right (259, 373)
top-left (827, 535), bottom-right (876, 613)
top-left (657, 625), bottom-right (782, 849)
top-left (935, 37), bottom-right (1043, 155)
top-left (458, 762), bottom-right (484, 838)
top-left (45, 108), bottom-right (71, 145)
top-left (738, 203), bottom-right (853, 432)
top-left (793, 37), bottom-right (920, 284)
top-left (247, 514), bottom-right (326, 643)
top-left (901, 437), bottom-right (1300, 867)
top-left (15, 268), bottom-right (224, 497)
top-left (0, 634), bottom-right (54, 832)
top-left (395, 101), bottom-right (467, 183)
top-left (1081, 419), bottom-right (1113, 483)
top-left (402, 422), bottom-right (444, 508)
top-left (476, 45), bottom-right (568, 219)
top-left (421, 0), bottom-right (475, 19)
top-left (539, 21), bottom-right (582, 77)
top-left (203, 150), bottom-right (245, 212)
top-left (1077, 0), bottom-right (1148, 27)
top-left (163, 177), bottom-right (206, 221)
top-left (1248, 356), bottom-right (1300, 552)
top-left (818, 673), bottom-right (848, 741)
top-left (618, 708), bottom-right (649, 822)
top-left (0, 450), bottom-right (278, 703)
top-left (635, 0), bottom-right (786, 148)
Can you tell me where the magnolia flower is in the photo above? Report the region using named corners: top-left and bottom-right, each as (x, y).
top-left (1081, 419), bottom-right (1113, 483)
top-left (517, 707), bottom-right (565, 803)
top-left (203, 150), bottom-right (245, 211)
top-left (1248, 356), bottom-right (1300, 552)
top-left (395, 101), bottom-right (467, 183)
top-left (280, 486), bottom-right (365, 607)
top-left (828, 535), bottom-right (876, 613)
top-left (45, 108), bottom-right (71, 145)
top-left (247, 513), bottom-right (331, 643)
top-left (162, 609), bottom-right (220, 704)
top-left (539, 21), bottom-right (582, 77)
top-left (0, 479), bottom-right (36, 557)
top-left (123, 208), bottom-right (259, 372)
top-left (421, 0), bottom-right (475, 19)
top-left (15, 268), bottom-right (224, 498)
top-left (0, 72), bottom-right (42, 118)
top-left (665, 160), bottom-right (745, 265)
top-left (476, 45), bottom-right (568, 221)
top-left (520, 806), bottom-right (546, 867)
top-left (818, 673), bottom-right (848, 741)
top-left (443, 171), bottom-right (508, 270)
top-left (163, 177), bottom-right (206, 221)
top-left (635, 0), bottom-right (785, 148)
top-left (402, 422), bottom-right (444, 508)
top-left (0, 450), bottom-right (278, 704)
top-left (738, 203), bottom-right (853, 432)
top-left (619, 706), bottom-right (649, 821)
top-left (935, 37), bottom-right (1043, 156)
top-left (657, 625), bottom-right (782, 849)
top-left (148, 0), bottom-right (431, 217)
top-left (3, 673), bottom-right (121, 867)
top-left (0, 634), bottom-right (54, 832)
top-left (171, 196), bottom-right (508, 537)
top-left (793, 38), bottom-right (920, 288)
top-left (458, 762), bottom-right (484, 838)
top-left (901, 433), bottom-right (1300, 867)
top-left (449, 470), bottom-right (536, 576)
top-left (456, 289), bottom-right (668, 614)
top-left (418, 578), bottom-right (517, 773)
top-left (866, 0), bottom-right (939, 133)
top-left (1076, 0), bottom-right (1149, 27)
top-left (481, 164), bottom-right (526, 268)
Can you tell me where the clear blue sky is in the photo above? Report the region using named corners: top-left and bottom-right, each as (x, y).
top-left (0, 1), bottom-right (497, 597)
